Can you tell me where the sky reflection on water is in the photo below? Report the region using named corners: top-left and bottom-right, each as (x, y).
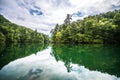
top-left (0, 47), bottom-right (120, 80)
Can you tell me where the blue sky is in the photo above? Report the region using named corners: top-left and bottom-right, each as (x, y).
top-left (0, 0), bottom-right (120, 35)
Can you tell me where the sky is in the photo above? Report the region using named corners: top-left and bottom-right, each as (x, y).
top-left (0, 0), bottom-right (120, 35)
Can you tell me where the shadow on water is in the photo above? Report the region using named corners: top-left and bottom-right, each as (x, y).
top-left (51, 44), bottom-right (120, 77)
top-left (0, 43), bottom-right (48, 69)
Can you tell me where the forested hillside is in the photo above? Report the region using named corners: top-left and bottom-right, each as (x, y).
top-left (0, 15), bottom-right (48, 44)
top-left (51, 10), bottom-right (120, 44)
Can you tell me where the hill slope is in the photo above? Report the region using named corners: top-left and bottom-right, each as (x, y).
top-left (51, 10), bottom-right (120, 44)
top-left (0, 15), bottom-right (48, 44)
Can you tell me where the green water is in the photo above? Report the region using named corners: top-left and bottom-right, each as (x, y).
top-left (0, 43), bottom-right (120, 80)
top-left (52, 44), bottom-right (120, 76)
top-left (0, 43), bottom-right (48, 69)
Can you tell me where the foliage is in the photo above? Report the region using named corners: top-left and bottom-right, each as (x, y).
top-left (0, 15), bottom-right (49, 44)
top-left (0, 32), bottom-right (6, 43)
top-left (51, 10), bottom-right (120, 44)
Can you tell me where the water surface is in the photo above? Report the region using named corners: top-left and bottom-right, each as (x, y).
top-left (0, 44), bottom-right (120, 80)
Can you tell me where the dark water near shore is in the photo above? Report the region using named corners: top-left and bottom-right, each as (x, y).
top-left (0, 43), bottom-right (120, 80)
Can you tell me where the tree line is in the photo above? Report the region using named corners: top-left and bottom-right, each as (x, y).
top-left (51, 9), bottom-right (120, 44)
top-left (0, 15), bottom-right (49, 44)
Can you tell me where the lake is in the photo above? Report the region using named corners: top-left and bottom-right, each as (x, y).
top-left (0, 43), bottom-right (120, 80)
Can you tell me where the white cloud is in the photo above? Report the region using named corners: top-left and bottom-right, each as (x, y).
top-left (0, 47), bottom-right (120, 80)
top-left (0, 0), bottom-right (120, 35)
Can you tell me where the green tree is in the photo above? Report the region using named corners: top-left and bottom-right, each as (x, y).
top-left (64, 14), bottom-right (72, 25)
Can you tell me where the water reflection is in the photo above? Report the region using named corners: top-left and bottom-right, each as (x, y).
top-left (0, 46), bottom-right (120, 80)
top-left (51, 44), bottom-right (120, 77)
top-left (18, 68), bottom-right (43, 80)
top-left (0, 43), bottom-right (48, 69)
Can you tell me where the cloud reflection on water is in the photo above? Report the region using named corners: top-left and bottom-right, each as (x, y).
top-left (0, 47), bottom-right (120, 80)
